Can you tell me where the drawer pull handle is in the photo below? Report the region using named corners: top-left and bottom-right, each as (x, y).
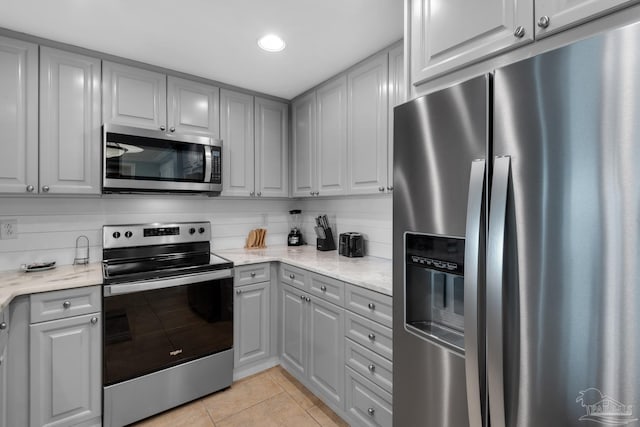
top-left (90, 317), bottom-right (98, 325)
top-left (368, 333), bottom-right (376, 341)
top-left (0, 322), bottom-right (6, 330)
top-left (368, 364), bottom-right (376, 372)
top-left (300, 295), bottom-right (306, 301)
top-left (305, 296), bottom-right (311, 302)
top-left (289, 274), bottom-right (295, 279)
top-left (320, 285), bottom-right (327, 292)
top-left (367, 407), bottom-right (375, 416)
top-left (368, 302), bottom-right (376, 310)
top-left (250, 272), bottom-right (256, 278)
top-left (63, 301), bottom-right (71, 309)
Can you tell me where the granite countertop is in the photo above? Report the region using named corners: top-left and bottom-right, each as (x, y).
top-left (215, 245), bottom-right (393, 296)
top-left (0, 263), bottom-right (103, 311)
top-left (0, 245), bottom-right (392, 311)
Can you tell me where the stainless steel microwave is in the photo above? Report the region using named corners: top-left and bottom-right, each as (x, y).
top-left (103, 125), bottom-right (222, 196)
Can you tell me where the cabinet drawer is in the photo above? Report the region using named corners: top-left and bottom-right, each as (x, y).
top-left (235, 263), bottom-right (270, 286)
top-left (30, 286), bottom-right (101, 323)
top-left (345, 284), bottom-right (392, 328)
top-left (345, 311), bottom-right (392, 361)
top-left (309, 272), bottom-right (344, 306)
top-left (345, 337), bottom-right (392, 394)
top-left (280, 264), bottom-right (307, 290)
top-left (345, 366), bottom-right (392, 427)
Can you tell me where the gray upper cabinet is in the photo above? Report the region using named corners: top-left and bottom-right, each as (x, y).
top-left (220, 89), bottom-right (255, 197)
top-left (534, 0), bottom-right (640, 37)
top-left (316, 76), bottom-right (348, 197)
top-left (167, 76), bottom-right (220, 138)
top-left (347, 54), bottom-right (388, 195)
top-left (387, 44), bottom-right (404, 193)
top-left (409, 0), bottom-right (533, 85)
top-left (255, 97), bottom-right (289, 198)
top-left (0, 36), bottom-right (38, 194)
top-left (103, 61), bottom-right (167, 130)
top-left (39, 47), bottom-right (101, 195)
top-left (292, 91), bottom-right (316, 197)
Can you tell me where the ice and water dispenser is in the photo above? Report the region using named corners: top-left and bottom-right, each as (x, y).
top-left (404, 233), bottom-right (465, 353)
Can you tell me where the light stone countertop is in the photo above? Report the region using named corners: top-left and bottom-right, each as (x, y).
top-left (0, 245), bottom-right (392, 311)
top-left (215, 245), bottom-right (393, 296)
top-left (0, 263), bottom-right (103, 311)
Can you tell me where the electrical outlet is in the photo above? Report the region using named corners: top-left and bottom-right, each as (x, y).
top-left (0, 219), bottom-right (17, 240)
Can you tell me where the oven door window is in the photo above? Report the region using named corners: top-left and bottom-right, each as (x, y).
top-left (105, 133), bottom-right (206, 182)
top-left (103, 278), bottom-right (233, 386)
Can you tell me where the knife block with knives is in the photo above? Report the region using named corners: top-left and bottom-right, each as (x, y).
top-left (315, 215), bottom-right (336, 251)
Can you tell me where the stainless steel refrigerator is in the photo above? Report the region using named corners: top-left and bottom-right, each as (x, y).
top-left (393, 21), bottom-right (640, 427)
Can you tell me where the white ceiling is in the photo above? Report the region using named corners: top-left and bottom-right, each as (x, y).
top-left (1, 0), bottom-right (404, 100)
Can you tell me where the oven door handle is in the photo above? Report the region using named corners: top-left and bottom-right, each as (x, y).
top-left (103, 269), bottom-right (233, 296)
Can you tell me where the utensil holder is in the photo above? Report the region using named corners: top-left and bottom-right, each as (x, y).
top-left (316, 227), bottom-right (337, 251)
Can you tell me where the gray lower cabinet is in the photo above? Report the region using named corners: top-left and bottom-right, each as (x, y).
top-left (280, 283), bottom-right (345, 410)
top-left (345, 367), bottom-right (392, 427)
top-left (29, 287), bottom-right (101, 427)
top-left (234, 281), bottom-right (271, 367)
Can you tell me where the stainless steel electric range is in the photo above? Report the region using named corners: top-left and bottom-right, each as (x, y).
top-left (101, 222), bottom-right (233, 427)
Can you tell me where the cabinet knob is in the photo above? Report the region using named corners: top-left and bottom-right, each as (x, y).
top-left (250, 191), bottom-right (255, 196)
top-left (90, 317), bottom-right (98, 325)
top-left (387, 186), bottom-right (393, 191)
top-left (378, 187), bottom-right (385, 192)
top-left (42, 185), bottom-right (50, 193)
top-left (368, 333), bottom-right (376, 341)
top-left (26, 185), bottom-right (35, 193)
top-left (300, 295), bottom-right (305, 301)
top-left (0, 322), bottom-right (6, 330)
top-left (368, 364), bottom-right (376, 372)
top-left (236, 289), bottom-right (242, 295)
top-left (310, 191), bottom-right (314, 196)
top-left (368, 302), bottom-right (376, 310)
top-left (367, 408), bottom-right (375, 416)
top-left (63, 301), bottom-right (71, 309)
top-left (170, 127), bottom-right (176, 132)
top-left (290, 274), bottom-right (295, 279)
top-left (250, 272), bottom-right (256, 278)
top-left (320, 285), bottom-right (327, 292)
top-left (160, 126), bottom-right (166, 131)
top-left (537, 15), bottom-right (550, 29)
top-left (315, 191), bottom-right (320, 196)
top-left (257, 192), bottom-right (262, 197)
top-left (305, 296), bottom-right (311, 302)
top-left (514, 26), bottom-right (526, 38)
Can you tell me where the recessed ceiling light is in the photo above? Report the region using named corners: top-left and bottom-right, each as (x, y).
top-left (258, 34), bottom-right (286, 52)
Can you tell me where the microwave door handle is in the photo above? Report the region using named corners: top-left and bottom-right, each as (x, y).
top-left (204, 145), bottom-right (212, 183)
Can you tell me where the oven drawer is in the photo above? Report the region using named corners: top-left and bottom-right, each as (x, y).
top-left (280, 264), bottom-right (307, 290)
top-left (235, 263), bottom-right (270, 286)
top-left (30, 286), bottom-right (101, 323)
top-left (309, 272), bottom-right (344, 306)
top-left (345, 337), bottom-right (393, 393)
top-left (345, 284), bottom-right (392, 328)
top-left (345, 311), bottom-right (392, 361)
top-left (345, 366), bottom-right (392, 427)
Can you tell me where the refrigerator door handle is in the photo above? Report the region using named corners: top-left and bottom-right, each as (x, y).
top-left (464, 159), bottom-right (486, 427)
top-left (487, 155), bottom-right (511, 427)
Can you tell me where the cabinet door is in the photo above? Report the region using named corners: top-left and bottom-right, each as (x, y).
top-left (291, 91), bottom-right (316, 197)
top-left (316, 76), bottom-right (348, 197)
top-left (387, 45), bottom-right (404, 193)
top-left (221, 89), bottom-right (255, 197)
top-left (281, 285), bottom-right (307, 378)
top-left (30, 313), bottom-right (101, 427)
top-left (255, 97), bottom-right (288, 198)
top-left (535, 0), bottom-right (638, 38)
top-left (234, 282), bottom-right (270, 367)
top-left (0, 36), bottom-right (38, 194)
top-left (348, 54), bottom-right (388, 195)
top-left (308, 296), bottom-right (345, 409)
top-left (410, 0), bottom-right (533, 84)
top-left (39, 47), bottom-right (101, 195)
top-left (167, 76), bottom-right (220, 138)
top-left (102, 61), bottom-right (167, 130)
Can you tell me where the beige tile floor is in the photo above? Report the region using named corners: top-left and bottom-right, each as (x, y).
top-left (131, 366), bottom-right (349, 427)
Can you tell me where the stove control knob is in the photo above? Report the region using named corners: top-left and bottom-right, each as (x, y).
top-left (189, 228), bottom-right (196, 235)
top-left (125, 231), bottom-right (133, 238)
top-left (198, 227), bottom-right (205, 234)
top-left (112, 232), bottom-right (121, 239)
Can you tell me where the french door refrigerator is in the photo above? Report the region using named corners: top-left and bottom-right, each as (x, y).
top-left (393, 20), bottom-right (640, 427)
